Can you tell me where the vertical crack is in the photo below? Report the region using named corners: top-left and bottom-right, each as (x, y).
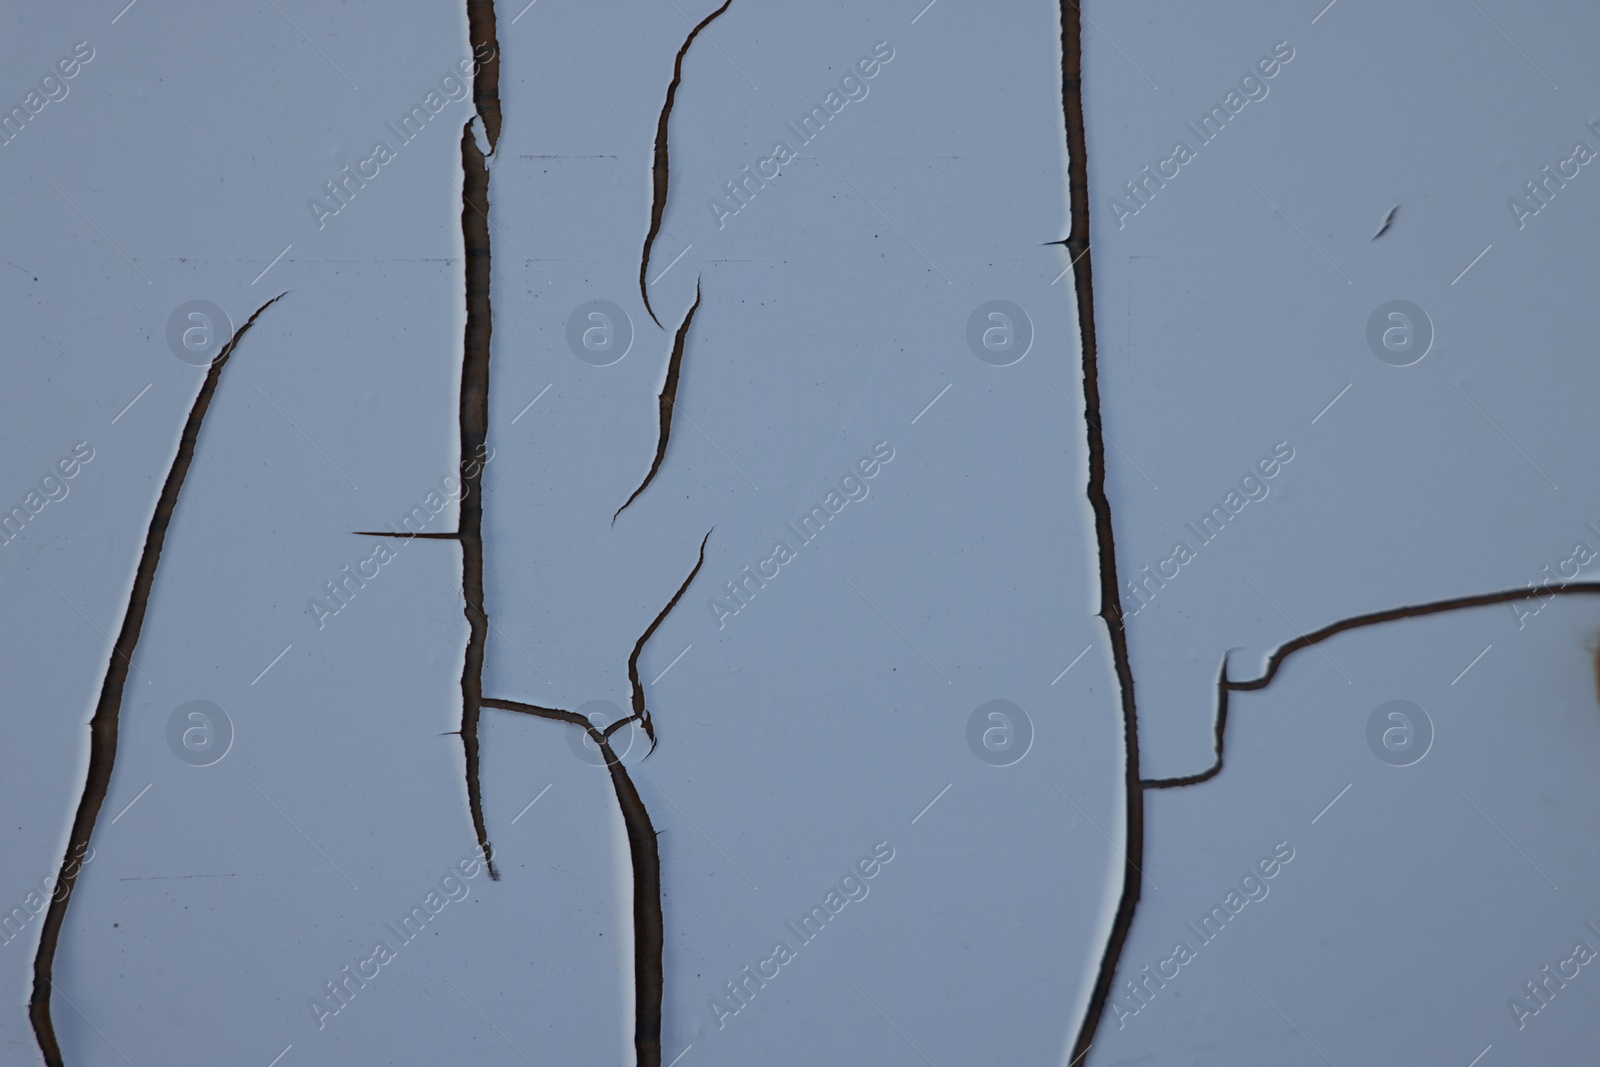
top-left (459, 0), bottom-right (502, 881)
top-left (1143, 581), bottom-right (1600, 790)
top-left (483, 530), bottom-right (710, 1067)
top-left (638, 0), bottom-right (733, 329)
top-left (1058, 4), bottom-right (1147, 1064)
top-left (29, 294), bottom-right (286, 1067)
top-left (614, 279), bottom-right (702, 524)
top-left (467, 0), bottom-right (502, 153)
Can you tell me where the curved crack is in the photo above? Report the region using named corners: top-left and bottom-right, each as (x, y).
top-left (627, 528), bottom-right (711, 749)
top-left (458, 0), bottom-right (502, 880)
top-left (1057, 4), bottom-right (1147, 1064)
top-left (614, 280), bottom-right (702, 524)
top-left (482, 528), bottom-right (710, 1067)
top-left (29, 293), bottom-right (286, 1067)
top-left (639, 1), bottom-right (732, 329)
top-left (1144, 581), bottom-right (1600, 790)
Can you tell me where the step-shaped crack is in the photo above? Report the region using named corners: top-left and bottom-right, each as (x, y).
top-left (1144, 581), bottom-right (1600, 790)
top-left (638, 1), bottom-right (732, 329)
top-left (30, 294), bottom-right (286, 1067)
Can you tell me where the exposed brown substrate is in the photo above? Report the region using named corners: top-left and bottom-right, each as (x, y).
top-left (1143, 581), bottom-right (1600, 790)
top-left (614, 281), bottom-right (702, 524)
top-left (638, 1), bottom-right (732, 328)
top-left (481, 530), bottom-right (707, 1067)
top-left (466, 0), bottom-right (502, 152)
top-left (1058, 4), bottom-right (1146, 1065)
top-left (30, 294), bottom-right (286, 1067)
top-left (459, 115), bottom-right (498, 880)
top-left (482, 697), bottom-right (590, 730)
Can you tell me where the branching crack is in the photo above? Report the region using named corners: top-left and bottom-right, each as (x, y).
top-left (1144, 581), bottom-right (1600, 790)
top-left (614, 280), bottom-right (702, 524)
top-left (29, 294), bottom-right (287, 1067)
top-left (1055, 5), bottom-right (1600, 1040)
top-left (638, 1), bottom-right (732, 328)
top-left (483, 530), bottom-right (710, 1067)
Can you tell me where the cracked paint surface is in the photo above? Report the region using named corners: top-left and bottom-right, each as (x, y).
top-left (7, 0), bottom-right (1595, 1065)
top-left (28, 296), bottom-right (285, 1067)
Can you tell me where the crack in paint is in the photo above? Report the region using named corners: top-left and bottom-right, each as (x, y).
top-left (467, 0), bottom-right (502, 153)
top-left (458, 0), bottom-right (503, 882)
top-left (638, 0), bottom-right (733, 329)
top-left (29, 294), bottom-right (287, 1067)
top-left (1057, 5), bottom-right (1148, 1064)
top-left (483, 530), bottom-right (710, 1067)
top-left (1144, 581), bottom-right (1600, 790)
top-left (624, 529), bottom-right (710, 750)
top-left (614, 280), bottom-right (702, 524)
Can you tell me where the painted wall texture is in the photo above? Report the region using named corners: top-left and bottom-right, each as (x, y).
top-left (1, 2), bottom-right (1596, 1065)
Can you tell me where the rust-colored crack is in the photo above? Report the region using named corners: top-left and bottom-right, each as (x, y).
top-left (1144, 581), bottom-right (1600, 790)
top-left (1058, 4), bottom-right (1146, 1064)
top-left (614, 280), bottom-right (702, 524)
top-left (639, 1), bottom-right (731, 329)
top-left (30, 294), bottom-right (286, 1067)
top-left (481, 529), bottom-right (708, 1067)
top-left (458, 94), bottom-right (498, 877)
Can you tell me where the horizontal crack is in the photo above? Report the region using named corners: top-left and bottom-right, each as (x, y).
top-left (1144, 581), bottom-right (1600, 790)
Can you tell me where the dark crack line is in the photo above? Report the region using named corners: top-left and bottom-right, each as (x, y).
top-left (351, 530), bottom-right (460, 539)
top-left (614, 280), bottom-right (702, 524)
top-left (456, 0), bottom-right (502, 881)
top-left (481, 529), bottom-right (708, 1067)
top-left (486, 699), bottom-right (666, 1067)
top-left (1058, 4), bottom-right (1146, 1065)
top-left (482, 697), bottom-right (592, 731)
top-left (467, 0), bottom-right (502, 153)
top-left (639, 1), bottom-right (732, 329)
top-left (627, 529), bottom-right (711, 749)
top-left (1144, 581), bottom-right (1600, 790)
top-left (30, 294), bottom-right (286, 1067)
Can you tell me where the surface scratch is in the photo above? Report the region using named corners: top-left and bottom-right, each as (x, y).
top-left (30, 294), bottom-right (286, 1067)
top-left (614, 280), bottom-right (702, 523)
top-left (639, 1), bottom-right (732, 328)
